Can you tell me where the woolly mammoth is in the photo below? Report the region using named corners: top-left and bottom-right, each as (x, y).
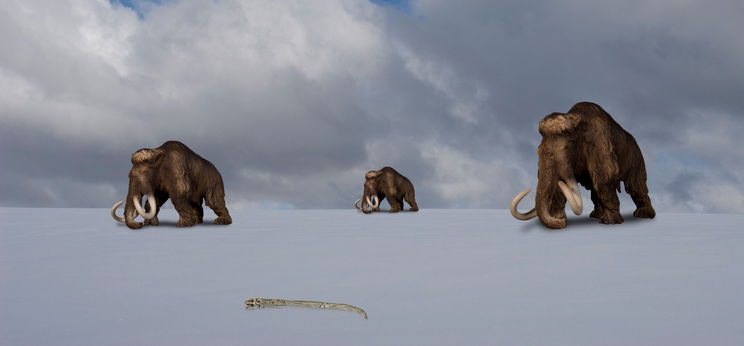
top-left (354, 167), bottom-right (419, 213)
top-left (510, 102), bottom-right (655, 229)
top-left (110, 141), bottom-right (232, 229)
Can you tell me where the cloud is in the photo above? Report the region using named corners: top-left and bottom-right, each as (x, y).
top-left (419, 141), bottom-right (530, 208)
top-left (1, 0), bottom-right (743, 213)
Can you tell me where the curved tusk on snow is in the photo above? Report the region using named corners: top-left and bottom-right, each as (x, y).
top-left (509, 188), bottom-right (537, 220)
top-left (354, 199), bottom-right (362, 210)
top-left (245, 297), bottom-right (367, 319)
top-left (111, 200), bottom-right (125, 222)
top-left (558, 180), bottom-right (583, 215)
top-left (133, 194), bottom-right (157, 220)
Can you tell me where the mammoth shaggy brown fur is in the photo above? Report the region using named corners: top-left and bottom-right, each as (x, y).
top-left (510, 102), bottom-right (655, 229)
top-left (354, 167), bottom-right (419, 213)
top-left (111, 141), bottom-right (232, 229)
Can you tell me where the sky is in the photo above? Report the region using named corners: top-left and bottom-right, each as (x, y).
top-left (1, 0), bottom-right (743, 212)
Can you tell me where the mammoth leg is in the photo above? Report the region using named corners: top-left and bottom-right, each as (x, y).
top-left (549, 188), bottom-right (567, 220)
top-left (172, 197), bottom-right (199, 227)
top-left (626, 183), bottom-right (655, 219)
top-left (629, 191), bottom-right (655, 218)
top-left (144, 190), bottom-right (169, 226)
top-left (190, 197), bottom-right (204, 224)
top-left (595, 185), bottom-right (623, 224)
top-left (405, 190), bottom-right (419, 212)
top-left (589, 189), bottom-right (604, 219)
top-left (206, 185), bottom-right (232, 225)
top-left (197, 198), bottom-right (204, 223)
top-left (388, 197), bottom-right (403, 213)
top-left (624, 163), bottom-right (656, 218)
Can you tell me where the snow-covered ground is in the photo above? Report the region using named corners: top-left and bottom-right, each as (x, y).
top-left (1, 208), bottom-right (742, 345)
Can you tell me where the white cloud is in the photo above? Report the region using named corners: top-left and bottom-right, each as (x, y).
top-left (419, 141), bottom-right (529, 208)
top-left (396, 43), bottom-right (489, 124)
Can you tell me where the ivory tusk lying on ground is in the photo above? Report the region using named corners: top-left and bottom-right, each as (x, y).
top-left (245, 297), bottom-right (367, 319)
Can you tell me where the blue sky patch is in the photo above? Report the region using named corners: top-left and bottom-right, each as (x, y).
top-left (111, 1), bottom-right (411, 18)
top-left (370, 0), bottom-right (411, 13)
top-left (109, 0), bottom-right (161, 18)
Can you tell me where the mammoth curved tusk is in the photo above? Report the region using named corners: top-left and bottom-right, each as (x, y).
top-left (354, 199), bottom-right (362, 210)
top-left (510, 188), bottom-right (537, 220)
top-left (369, 195), bottom-right (380, 209)
top-left (569, 178), bottom-right (583, 212)
top-left (110, 200), bottom-right (125, 222)
top-left (133, 194), bottom-right (157, 220)
top-left (558, 180), bottom-right (583, 215)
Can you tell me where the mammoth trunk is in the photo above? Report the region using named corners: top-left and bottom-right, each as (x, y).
top-left (535, 168), bottom-right (583, 229)
top-left (124, 195), bottom-right (138, 228)
top-left (360, 195), bottom-right (379, 213)
top-left (133, 194), bottom-right (157, 219)
top-left (535, 174), bottom-right (566, 229)
top-left (124, 193), bottom-right (157, 227)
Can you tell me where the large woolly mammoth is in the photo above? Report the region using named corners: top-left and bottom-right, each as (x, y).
top-left (110, 141), bottom-right (232, 229)
top-left (510, 102), bottom-right (655, 229)
top-left (354, 167), bottom-right (419, 214)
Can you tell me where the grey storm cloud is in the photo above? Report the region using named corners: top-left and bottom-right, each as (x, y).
top-left (1, 0), bottom-right (743, 213)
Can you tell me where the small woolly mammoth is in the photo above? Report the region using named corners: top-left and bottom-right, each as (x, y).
top-left (510, 102), bottom-right (655, 229)
top-left (354, 167), bottom-right (419, 213)
top-left (111, 141), bottom-right (232, 229)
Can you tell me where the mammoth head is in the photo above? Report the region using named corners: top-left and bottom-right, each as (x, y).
top-left (537, 112), bottom-right (584, 182)
top-left (538, 112), bottom-right (581, 137)
top-left (354, 170), bottom-right (382, 213)
top-left (111, 148), bottom-right (165, 229)
top-left (365, 170), bottom-right (381, 180)
top-left (510, 112), bottom-right (586, 229)
top-left (131, 148), bottom-right (164, 164)
top-left (364, 170), bottom-right (382, 192)
top-left (128, 148), bottom-right (165, 189)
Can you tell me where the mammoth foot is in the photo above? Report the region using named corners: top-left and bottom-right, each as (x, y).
top-left (598, 211), bottom-right (624, 225)
top-left (409, 206), bottom-right (419, 212)
top-left (144, 216), bottom-right (160, 226)
top-left (176, 218), bottom-right (198, 227)
top-left (544, 218), bottom-right (567, 229)
top-left (213, 216), bottom-right (232, 225)
top-left (633, 206), bottom-right (656, 219)
top-left (126, 221), bottom-right (144, 230)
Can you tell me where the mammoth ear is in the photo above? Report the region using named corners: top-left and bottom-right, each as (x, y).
top-left (365, 170), bottom-right (381, 180)
top-left (539, 112), bottom-right (581, 136)
top-left (131, 148), bottom-right (164, 164)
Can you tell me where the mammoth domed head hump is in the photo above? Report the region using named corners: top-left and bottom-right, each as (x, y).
top-left (131, 148), bottom-right (164, 165)
top-left (365, 170), bottom-right (382, 180)
top-left (539, 112), bottom-right (581, 137)
top-left (364, 170), bottom-right (383, 193)
top-left (129, 148), bottom-right (165, 183)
